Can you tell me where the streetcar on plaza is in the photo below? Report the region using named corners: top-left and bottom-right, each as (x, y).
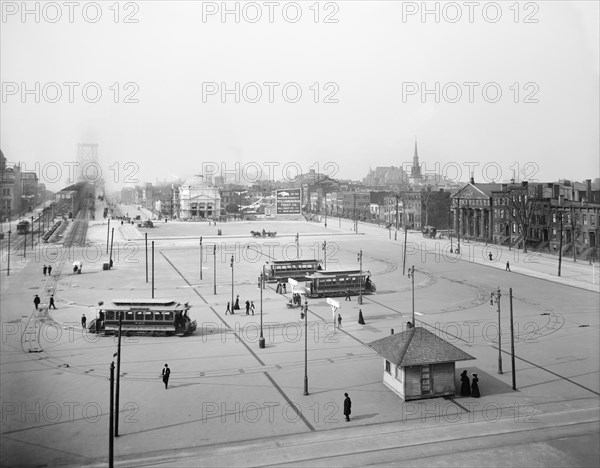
top-left (90, 298), bottom-right (197, 336)
top-left (265, 259), bottom-right (323, 283)
top-left (16, 220), bottom-right (30, 234)
top-left (304, 269), bottom-right (375, 298)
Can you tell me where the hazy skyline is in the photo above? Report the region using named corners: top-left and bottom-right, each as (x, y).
top-left (2, 1), bottom-right (599, 191)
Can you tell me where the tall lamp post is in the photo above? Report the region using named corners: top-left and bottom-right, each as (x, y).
top-left (407, 265), bottom-right (415, 326)
top-left (7, 229), bottom-right (11, 276)
top-left (456, 198), bottom-right (461, 254)
top-left (31, 216), bottom-right (34, 248)
top-left (115, 312), bottom-right (123, 437)
top-left (490, 287), bottom-right (503, 374)
top-left (259, 266), bottom-right (265, 348)
top-left (230, 255), bottom-right (234, 314)
top-left (303, 297), bottom-right (309, 395)
top-left (322, 241), bottom-right (327, 270)
top-left (199, 236), bottom-right (203, 281)
top-left (357, 249), bottom-right (363, 304)
top-left (213, 244), bottom-right (217, 295)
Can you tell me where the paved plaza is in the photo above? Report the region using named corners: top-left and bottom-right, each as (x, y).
top-left (1, 206), bottom-right (599, 467)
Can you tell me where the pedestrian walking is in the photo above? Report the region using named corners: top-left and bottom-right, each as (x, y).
top-left (358, 309), bottom-right (365, 325)
top-left (337, 313), bottom-right (342, 329)
top-left (250, 301), bottom-right (255, 315)
top-left (245, 300), bottom-right (250, 315)
top-left (47, 265), bottom-right (52, 276)
top-left (345, 289), bottom-right (351, 301)
top-left (505, 261), bottom-right (511, 272)
top-left (33, 295), bottom-right (41, 310)
top-left (81, 314), bottom-right (87, 329)
top-left (488, 252), bottom-right (492, 261)
top-left (471, 373), bottom-right (480, 398)
top-left (43, 265), bottom-right (47, 276)
top-left (234, 295), bottom-right (240, 310)
top-left (162, 364), bottom-right (170, 389)
top-left (49, 295), bottom-right (56, 309)
top-left (282, 283), bottom-right (287, 293)
top-left (276, 282), bottom-right (282, 294)
top-left (460, 370), bottom-right (471, 396)
top-left (225, 302), bottom-right (231, 315)
top-left (343, 393), bottom-right (352, 421)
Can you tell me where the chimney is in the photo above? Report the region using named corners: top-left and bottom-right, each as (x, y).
top-left (470, 175), bottom-right (475, 184)
top-left (587, 179), bottom-right (592, 204)
top-left (390, 329), bottom-right (394, 335)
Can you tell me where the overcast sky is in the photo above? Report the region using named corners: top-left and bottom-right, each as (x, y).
top-left (1, 1), bottom-right (598, 190)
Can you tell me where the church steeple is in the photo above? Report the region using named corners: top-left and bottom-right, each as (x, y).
top-left (412, 140), bottom-right (421, 178)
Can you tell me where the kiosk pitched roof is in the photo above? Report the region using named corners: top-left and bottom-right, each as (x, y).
top-left (368, 327), bottom-right (475, 367)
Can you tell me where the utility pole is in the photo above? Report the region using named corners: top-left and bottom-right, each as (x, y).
top-left (109, 228), bottom-right (115, 268)
top-left (407, 266), bottom-right (415, 326)
top-left (357, 249), bottom-right (363, 304)
top-left (151, 241), bottom-right (155, 298)
top-left (145, 232), bottom-right (148, 282)
top-left (509, 288), bottom-right (517, 390)
top-left (322, 241), bottom-right (327, 270)
top-left (7, 229), bottom-right (11, 276)
top-left (109, 361), bottom-right (114, 468)
top-left (106, 218), bottom-right (110, 254)
top-left (558, 213), bottom-right (564, 277)
top-left (115, 312), bottom-right (123, 437)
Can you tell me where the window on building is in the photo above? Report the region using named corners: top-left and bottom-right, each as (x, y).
top-left (385, 360), bottom-right (391, 374)
top-left (583, 215), bottom-right (588, 225)
top-left (591, 215), bottom-right (596, 226)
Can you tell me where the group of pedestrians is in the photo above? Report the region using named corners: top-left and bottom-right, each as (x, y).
top-left (487, 253), bottom-right (511, 272)
top-left (225, 295), bottom-right (255, 315)
top-left (460, 370), bottom-right (481, 398)
top-left (42, 265), bottom-right (53, 276)
top-left (33, 294), bottom-right (57, 310)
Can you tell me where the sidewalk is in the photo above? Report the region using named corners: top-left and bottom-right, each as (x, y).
top-left (351, 219), bottom-right (599, 293)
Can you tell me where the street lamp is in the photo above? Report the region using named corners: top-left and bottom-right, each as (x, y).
top-left (322, 241), bottom-right (327, 270)
top-left (199, 236), bottom-right (203, 281)
top-left (230, 255), bottom-right (234, 314)
top-left (407, 265), bottom-right (415, 326)
top-left (357, 249), bottom-right (363, 304)
top-left (490, 287), bottom-right (503, 374)
top-left (259, 266), bottom-right (265, 349)
top-left (7, 229), bottom-right (11, 276)
top-left (213, 244), bottom-right (217, 295)
top-left (303, 297), bottom-right (309, 395)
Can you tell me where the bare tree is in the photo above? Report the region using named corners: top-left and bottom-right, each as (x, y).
top-left (506, 184), bottom-right (539, 253)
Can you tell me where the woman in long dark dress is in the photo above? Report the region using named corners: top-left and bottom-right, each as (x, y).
top-left (460, 370), bottom-right (471, 396)
top-left (471, 373), bottom-right (480, 398)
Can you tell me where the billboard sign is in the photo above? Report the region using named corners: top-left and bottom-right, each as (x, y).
top-left (276, 189), bottom-right (301, 215)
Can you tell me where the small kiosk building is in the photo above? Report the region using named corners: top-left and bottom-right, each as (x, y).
top-left (368, 327), bottom-right (475, 401)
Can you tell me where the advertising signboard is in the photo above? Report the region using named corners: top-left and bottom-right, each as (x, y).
top-left (276, 189), bottom-right (301, 215)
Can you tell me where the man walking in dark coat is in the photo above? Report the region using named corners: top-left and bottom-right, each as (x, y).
top-left (47, 265), bottom-right (52, 276)
top-left (245, 300), bottom-right (250, 315)
top-left (43, 265), bottom-right (47, 276)
top-left (460, 370), bottom-right (470, 396)
top-left (345, 289), bottom-right (351, 301)
top-left (234, 295), bottom-right (240, 310)
top-left (33, 295), bottom-right (41, 310)
top-left (343, 393), bottom-right (351, 421)
top-left (81, 314), bottom-right (87, 329)
top-left (471, 373), bottom-right (480, 398)
top-left (505, 261), bottom-right (511, 272)
top-left (49, 295), bottom-right (56, 309)
top-left (225, 302), bottom-right (231, 315)
top-left (162, 364), bottom-right (170, 389)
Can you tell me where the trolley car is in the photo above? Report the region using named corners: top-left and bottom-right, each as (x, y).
top-left (265, 259), bottom-right (322, 283)
top-left (91, 298), bottom-right (197, 336)
top-left (16, 220), bottom-right (30, 234)
top-left (304, 270), bottom-right (375, 298)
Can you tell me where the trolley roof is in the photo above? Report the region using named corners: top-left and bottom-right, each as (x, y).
top-left (268, 259), bottom-right (321, 265)
top-left (103, 299), bottom-right (190, 310)
top-left (305, 269), bottom-right (371, 279)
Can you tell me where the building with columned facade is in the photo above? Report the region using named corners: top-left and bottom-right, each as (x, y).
top-left (178, 175), bottom-right (221, 221)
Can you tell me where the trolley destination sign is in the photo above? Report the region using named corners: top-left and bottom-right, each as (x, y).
top-left (276, 188), bottom-right (301, 215)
